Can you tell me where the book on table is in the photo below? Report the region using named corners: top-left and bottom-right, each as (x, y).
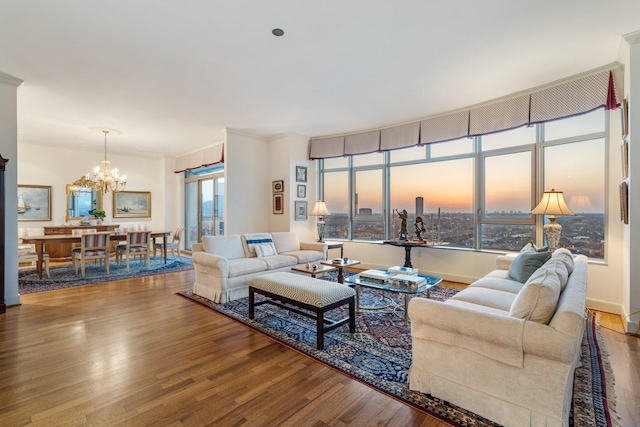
top-left (388, 266), bottom-right (418, 275)
top-left (388, 273), bottom-right (426, 288)
top-left (359, 269), bottom-right (392, 283)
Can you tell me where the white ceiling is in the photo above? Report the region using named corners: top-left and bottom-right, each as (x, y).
top-left (1, 1), bottom-right (639, 157)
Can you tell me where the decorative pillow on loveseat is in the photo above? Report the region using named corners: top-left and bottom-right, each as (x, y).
top-left (509, 261), bottom-right (562, 323)
top-left (507, 245), bottom-right (552, 283)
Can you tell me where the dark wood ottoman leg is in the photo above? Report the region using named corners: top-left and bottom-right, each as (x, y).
top-left (248, 286), bottom-right (255, 319)
top-left (349, 297), bottom-right (356, 333)
top-left (316, 308), bottom-right (324, 350)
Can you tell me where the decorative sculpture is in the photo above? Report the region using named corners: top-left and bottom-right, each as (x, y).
top-left (414, 216), bottom-right (426, 241)
top-left (395, 209), bottom-right (408, 240)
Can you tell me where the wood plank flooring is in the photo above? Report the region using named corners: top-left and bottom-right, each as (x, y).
top-left (1, 269), bottom-right (638, 426)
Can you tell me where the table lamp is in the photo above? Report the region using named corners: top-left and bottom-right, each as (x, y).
top-left (310, 201), bottom-right (331, 242)
top-left (531, 189), bottom-right (575, 251)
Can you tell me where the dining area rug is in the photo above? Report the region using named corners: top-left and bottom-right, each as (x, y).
top-left (178, 284), bottom-right (620, 427)
top-left (19, 257), bottom-right (193, 294)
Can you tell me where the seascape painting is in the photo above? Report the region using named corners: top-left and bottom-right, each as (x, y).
top-left (113, 191), bottom-right (151, 218)
top-left (18, 185), bottom-right (51, 221)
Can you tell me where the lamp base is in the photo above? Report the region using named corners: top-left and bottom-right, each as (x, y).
top-left (316, 219), bottom-right (326, 243)
top-left (543, 220), bottom-right (562, 252)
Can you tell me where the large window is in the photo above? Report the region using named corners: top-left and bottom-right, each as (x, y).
top-left (184, 164), bottom-right (224, 250)
top-left (320, 109), bottom-right (607, 258)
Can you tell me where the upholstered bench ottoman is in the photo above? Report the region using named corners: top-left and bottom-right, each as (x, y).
top-left (248, 272), bottom-right (356, 350)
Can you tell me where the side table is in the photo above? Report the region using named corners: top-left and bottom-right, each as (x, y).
top-left (291, 263), bottom-right (337, 279)
top-left (321, 259), bottom-right (360, 283)
top-left (325, 241), bottom-right (344, 258)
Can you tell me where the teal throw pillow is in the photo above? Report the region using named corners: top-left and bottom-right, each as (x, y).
top-left (508, 248), bottom-right (552, 283)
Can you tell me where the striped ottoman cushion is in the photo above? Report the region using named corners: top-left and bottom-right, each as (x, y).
top-left (249, 272), bottom-right (355, 307)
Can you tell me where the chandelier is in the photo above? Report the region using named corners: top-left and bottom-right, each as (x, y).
top-left (76, 130), bottom-right (127, 194)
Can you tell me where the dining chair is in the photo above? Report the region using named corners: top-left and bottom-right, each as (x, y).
top-left (71, 229), bottom-right (98, 271)
top-left (154, 227), bottom-right (184, 260)
top-left (116, 231), bottom-right (152, 272)
top-left (73, 231), bottom-right (111, 278)
top-left (18, 228), bottom-right (50, 278)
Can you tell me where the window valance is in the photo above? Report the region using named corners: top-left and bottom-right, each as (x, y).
top-left (174, 143), bottom-right (224, 173)
top-left (309, 69), bottom-right (619, 160)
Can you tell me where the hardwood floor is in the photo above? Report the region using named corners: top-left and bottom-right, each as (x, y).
top-left (1, 270), bottom-right (638, 426)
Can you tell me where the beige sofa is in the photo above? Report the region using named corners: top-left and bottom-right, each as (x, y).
top-left (192, 232), bottom-right (327, 303)
top-left (408, 248), bottom-right (587, 427)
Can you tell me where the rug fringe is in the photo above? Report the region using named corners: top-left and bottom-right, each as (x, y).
top-left (592, 312), bottom-right (623, 427)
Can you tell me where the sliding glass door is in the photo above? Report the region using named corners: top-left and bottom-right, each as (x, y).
top-left (185, 169), bottom-right (224, 251)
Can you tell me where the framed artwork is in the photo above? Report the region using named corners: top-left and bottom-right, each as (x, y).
top-left (621, 140), bottom-right (629, 179)
top-left (295, 200), bottom-right (307, 220)
top-left (621, 98), bottom-right (629, 138)
top-left (113, 191), bottom-right (152, 218)
top-left (17, 185), bottom-right (51, 221)
top-left (620, 182), bottom-right (628, 225)
top-left (297, 184), bottom-right (306, 198)
top-left (273, 194), bottom-right (284, 214)
top-left (272, 180), bottom-right (284, 193)
top-left (296, 165), bottom-right (307, 183)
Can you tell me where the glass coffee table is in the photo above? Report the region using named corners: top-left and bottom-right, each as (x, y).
top-left (345, 270), bottom-right (442, 325)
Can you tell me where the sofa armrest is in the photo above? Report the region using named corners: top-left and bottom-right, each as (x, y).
top-left (495, 253), bottom-right (516, 270)
top-left (299, 241), bottom-right (328, 259)
top-left (192, 251), bottom-right (229, 277)
top-left (192, 242), bottom-right (204, 253)
top-left (409, 297), bottom-right (526, 367)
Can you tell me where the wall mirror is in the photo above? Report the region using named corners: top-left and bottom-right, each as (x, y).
top-left (65, 184), bottom-right (103, 221)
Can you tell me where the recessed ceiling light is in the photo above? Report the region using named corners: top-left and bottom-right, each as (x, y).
top-left (272, 28), bottom-right (284, 37)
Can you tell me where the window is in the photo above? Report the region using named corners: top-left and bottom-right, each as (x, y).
top-left (320, 109), bottom-right (607, 258)
top-left (184, 166), bottom-right (224, 250)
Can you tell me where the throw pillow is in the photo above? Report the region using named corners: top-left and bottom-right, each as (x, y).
top-left (244, 233), bottom-right (274, 256)
top-left (509, 264), bottom-right (562, 324)
top-left (255, 242), bottom-right (277, 258)
top-left (552, 248), bottom-right (574, 275)
top-left (507, 246), bottom-right (552, 283)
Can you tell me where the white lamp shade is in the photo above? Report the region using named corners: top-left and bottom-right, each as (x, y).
top-left (310, 201), bottom-right (331, 216)
top-left (531, 189), bottom-right (575, 216)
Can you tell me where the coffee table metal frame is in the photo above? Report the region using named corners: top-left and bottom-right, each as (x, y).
top-left (345, 271), bottom-right (442, 326)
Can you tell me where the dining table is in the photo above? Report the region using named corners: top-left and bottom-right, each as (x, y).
top-left (21, 230), bottom-right (172, 279)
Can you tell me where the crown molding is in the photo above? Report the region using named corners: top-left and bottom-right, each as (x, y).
top-left (0, 71), bottom-right (23, 87)
top-left (623, 30), bottom-right (640, 45)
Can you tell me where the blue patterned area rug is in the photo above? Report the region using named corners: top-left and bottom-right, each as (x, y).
top-left (19, 257), bottom-right (193, 294)
top-left (178, 282), bottom-right (619, 427)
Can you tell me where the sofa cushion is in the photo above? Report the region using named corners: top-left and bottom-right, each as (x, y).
top-left (544, 258), bottom-right (570, 291)
top-left (242, 233), bottom-right (274, 257)
top-left (280, 250), bottom-right (324, 264)
top-left (507, 247), bottom-right (552, 283)
top-left (509, 262), bottom-right (562, 324)
top-left (202, 235), bottom-right (245, 259)
top-left (255, 242), bottom-right (278, 258)
top-left (468, 276), bottom-right (523, 294)
top-left (271, 232), bottom-right (300, 253)
top-left (450, 287), bottom-right (518, 312)
top-left (227, 258), bottom-right (268, 277)
top-left (259, 254), bottom-right (298, 270)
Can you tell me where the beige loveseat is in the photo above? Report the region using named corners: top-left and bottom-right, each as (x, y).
top-left (408, 248), bottom-right (587, 427)
top-left (192, 232), bottom-right (327, 303)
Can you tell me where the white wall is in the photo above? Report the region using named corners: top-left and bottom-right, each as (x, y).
top-left (17, 142), bottom-right (168, 231)
top-left (267, 134), bottom-right (291, 232)
top-left (0, 72), bottom-right (22, 307)
top-left (623, 31), bottom-right (640, 333)
top-left (225, 129), bottom-right (270, 234)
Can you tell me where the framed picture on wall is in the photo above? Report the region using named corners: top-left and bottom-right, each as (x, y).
top-left (620, 181), bottom-right (628, 224)
top-left (17, 185), bottom-right (51, 221)
top-left (297, 184), bottom-right (306, 198)
top-left (113, 191), bottom-right (152, 218)
top-left (621, 98), bottom-right (629, 138)
top-left (295, 200), bottom-right (307, 220)
top-left (273, 194), bottom-right (284, 214)
top-left (296, 166), bottom-right (307, 183)
top-left (272, 180), bottom-right (284, 193)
